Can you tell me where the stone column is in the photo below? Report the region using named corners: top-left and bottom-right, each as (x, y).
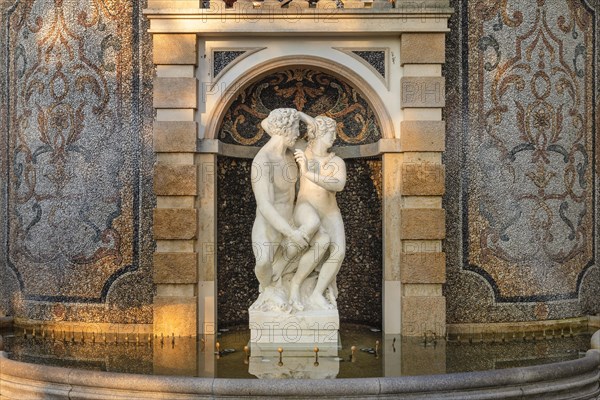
top-left (398, 32), bottom-right (446, 337)
top-left (152, 33), bottom-right (200, 338)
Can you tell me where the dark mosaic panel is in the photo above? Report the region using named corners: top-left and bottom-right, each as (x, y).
top-left (217, 157), bottom-right (382, 328)
top-left (213, 50), bottom-right (246, 78)
top-left (219, 68), bottom-right (382, 147)
top-left (0, 0), bottom-right (154, 323)
top-left (444, 0), bottom-right (600, 323)
top-left (352, 51), bottom-right (386, 77)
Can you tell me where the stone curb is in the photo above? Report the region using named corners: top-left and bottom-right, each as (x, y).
top-left (1, 350), bottom-right (599, 399)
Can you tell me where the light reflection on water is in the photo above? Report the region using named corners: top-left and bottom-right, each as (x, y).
top-left (2, 324), bottom-right (593, 379)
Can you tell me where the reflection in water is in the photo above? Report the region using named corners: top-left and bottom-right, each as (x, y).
top-left (2, 324), bottom-right (593, 379)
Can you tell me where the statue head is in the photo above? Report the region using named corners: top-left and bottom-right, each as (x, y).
top-left (307, 115), bottom-right (337, 148)
top-left (261, 108), bottom-right (300, 147)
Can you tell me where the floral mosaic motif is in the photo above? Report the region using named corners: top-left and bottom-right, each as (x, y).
top-left (7, 0), bottom-right (136, 301)
top-left (219, 68), bottom-right (381, 147)
top-left (466, 0), bottom-right (595, 301)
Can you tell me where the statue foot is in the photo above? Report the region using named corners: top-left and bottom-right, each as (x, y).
top-left (326, 289), bottom-right (337, 308)
top-left (290, 299), bottom-right (304, 312)
top-left (308, 292), bottom-right (334, 310)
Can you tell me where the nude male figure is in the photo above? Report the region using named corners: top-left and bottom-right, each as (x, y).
top-left (251, 108), bottom-right (312, 292)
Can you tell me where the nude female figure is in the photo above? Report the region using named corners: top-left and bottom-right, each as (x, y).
top-left (287, 115), bottom-right (347, 310)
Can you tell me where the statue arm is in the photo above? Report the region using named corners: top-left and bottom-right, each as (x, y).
top-left (303, 157), bottom-right (347, 193)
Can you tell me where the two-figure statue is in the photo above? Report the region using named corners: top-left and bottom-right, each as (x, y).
top-left (249, 108), bottom-right (346, 314)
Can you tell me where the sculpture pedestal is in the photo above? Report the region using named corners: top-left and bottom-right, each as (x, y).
top-left (249, 309), bottom-right (339, 344)
top-left (248, 346), bottom-right (340, 379)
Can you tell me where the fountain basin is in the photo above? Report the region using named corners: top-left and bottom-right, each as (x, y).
top-left (1, 349), bottom-right (599, 399)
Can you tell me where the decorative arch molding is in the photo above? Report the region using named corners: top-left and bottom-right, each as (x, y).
top-left (203, 55), bottom-right (395, 144)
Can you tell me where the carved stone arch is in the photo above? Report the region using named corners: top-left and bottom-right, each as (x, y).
top-left (204, 55), bottom-right (394, 143)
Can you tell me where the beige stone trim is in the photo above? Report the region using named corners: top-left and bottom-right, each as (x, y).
top-left (400, 121), bottom-right (445, 152)
top-left (153, 34), bottom-right (197, 65)
top-left (145, 12), bottom-right (452, 35)
top-left (204, 55), bottom-right (394, 141)
top-left (400, 33), bottom-right (445, 65)
top-left (156, 153), bottom-right (195, 164)
top-left (154, 77), bottom-right (198, 109)
top-left (154, 208), bottom-right (198, 239)
top-left (383, 153), bottom-right (402, 282)
top-left (156, 109), bottom-right (195, 121)
top-left (401, 77), bottom-right (445, 108)
top-left (147, 0), bottom-right (200, 9)
top-left (154, 164), bottom-right (198, 196)
top-left (154, 121), bottom-right (197, 152)
top-left (13, 319), bottom-right (153, 335)
top-left (401, 296), bottom-right (446, 336)
top-left (447, 317), bottom-right (590, 336)
top-left (153, 296), bottom-right (197, 337)
top-left (401, 196), bottom-right (442, 208)
top-left (156, 284), bottom-right (195, 297)
top-left (403, 108), bottom-right (442, 121)
top-left (154, 253), bottom-right (198, 284)
top-left (402, 240), bottom-right (442, 253)
top-left (156, 239), bottom-right (195, 252)
top-left (403, 284), bottom-right (442, 297)
top-left (403, 64), bottom-right (442, 77)
top-left (195, 154), bottom-right (216, 282)
top-left (157, 196), bottom-right (196, 208)
top-left (399, 208), bottom-right (445, 239)
top-left (403, 151), bottom-right (441, 163)
top-left (400, 163), bottom-right (445, 196)
top-left (400, 252), bottom-right (446, 284)
top-left (156, 65), bottom-right (195, 78)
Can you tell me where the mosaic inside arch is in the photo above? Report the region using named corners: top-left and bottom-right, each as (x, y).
top-left (3, 0), bottom-right (152, 320)
top-left (218, 68), bottom-right (382, 147)
top-left (464, 0), bottom-right (597, 303)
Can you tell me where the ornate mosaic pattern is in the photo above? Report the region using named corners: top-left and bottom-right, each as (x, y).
top-left (219, 68), bottom-right (382, 147)
top-left (464, 0), bottom-right (597, 302)
top-left (1, 0), bottom-right (152, 320)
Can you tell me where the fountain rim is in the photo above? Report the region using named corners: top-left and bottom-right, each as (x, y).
top-left (0, 350), bottom-right (598, 399)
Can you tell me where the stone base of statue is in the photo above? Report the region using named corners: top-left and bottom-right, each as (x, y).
top-left (248, 344), bottom-right (340, 379)
top-left (249, 271), bottom-right (339, 345)
top-left (249, 309), bottom-right (339, 344)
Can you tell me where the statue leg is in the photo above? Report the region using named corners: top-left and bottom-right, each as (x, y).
top-left (289, 230), bottom-right (330, 311)
top-left (252, 220), bottom-right (281, 292)
top-left (309, 214), bottom-right (345, 309)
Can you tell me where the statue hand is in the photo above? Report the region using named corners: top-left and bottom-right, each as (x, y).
top-left (287, 229), bottom-right (309, 248)
top-left (294, 149), bottom-right (308, 174)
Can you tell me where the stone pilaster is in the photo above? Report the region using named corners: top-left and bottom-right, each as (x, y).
top-left (152, 33), bottom-right (199, 338)
top-left (398, 31), bottom-right (447, 337)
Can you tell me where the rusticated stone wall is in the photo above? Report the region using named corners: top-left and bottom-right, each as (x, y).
top-left (0, 0), bottom-right (154, 324)
top-left (445, 0), bottom-right (600, 323)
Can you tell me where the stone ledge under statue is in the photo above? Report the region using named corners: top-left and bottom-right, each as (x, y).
top-left (248, 108), bottom-right (347, 347)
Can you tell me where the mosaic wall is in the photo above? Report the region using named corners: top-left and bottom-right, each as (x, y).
top-left (0, 0), bottom-right (154, 323)
top-left (217, 67), bottom-right (383, 327)
top-left (445, 0), bottom-right (600, 323)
